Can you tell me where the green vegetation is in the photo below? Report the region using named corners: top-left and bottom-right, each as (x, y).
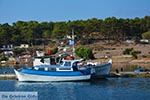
top-left (130, 50), bottom-right (138, 59)
top-left (0, 16), bottom-right (150, 46)
top-left (0, 52), bottom-right (8, 61)
top-left (142, 31), bottom-right (150, 39)
top-left (123, 48), bottom-right (141, 59)
top-left (123, 48), bottom-right (134, 55)
top-left (52, 47), bottom-right (58, 54)
top-left (75, 47), bottom-right (94, 60)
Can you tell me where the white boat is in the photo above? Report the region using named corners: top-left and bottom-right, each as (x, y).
top-left (89, 59), bottom-right (112, 78)
top-left (33, 55), bottom-right (112, 78)
top-left (14, 59), bottom-right (91, 82)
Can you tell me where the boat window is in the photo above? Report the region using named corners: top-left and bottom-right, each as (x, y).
top-left (64, 62), bottom-right (71, 66)
top-left (72, 62), bottom-right (78, 71)
top-left (48, 68), bottom-right (56, 71)
top-left (59, 61), bottom-right (63, 65)
top-left (59, 68), bottom-right (72, 70)
top-left (38, 68), bottom-right (45, 71)
top-left (40, 58), bottom-right (44, 63)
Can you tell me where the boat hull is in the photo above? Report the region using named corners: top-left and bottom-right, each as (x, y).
top-left (92, 60), bottom-right (112, 78)
top-left (94, 63), bottom-right (111, 76)
top-left (14, 69), bottom-right (91, 82)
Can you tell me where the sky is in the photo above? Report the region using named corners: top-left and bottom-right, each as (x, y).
top-left (0, 0), bottom-right (150, 24)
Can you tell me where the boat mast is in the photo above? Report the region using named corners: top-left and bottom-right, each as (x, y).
top-left (72, 29), bottom-right (75, 57)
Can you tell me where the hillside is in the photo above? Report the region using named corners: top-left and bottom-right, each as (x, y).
top-left (84, 41), bottom-right (150, 71)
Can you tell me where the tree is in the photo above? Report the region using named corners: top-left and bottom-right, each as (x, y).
top-left (40, 22), bottom-right (54, 38)
top-left (1, 16), bottom-right (150, 45)
top-left (100, 17), bottom-right (119, 40)
top-left (0, 23), bottom-right (13, 45)
top-left (52, 22), bottom-right (68, 39)
top-left (142, 31), bottom-right (150, 39)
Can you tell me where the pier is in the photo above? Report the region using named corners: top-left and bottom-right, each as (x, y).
top-left (109, 72), bottom-right (150, 78)
top-left (0, 74), bottom-right (16, 80)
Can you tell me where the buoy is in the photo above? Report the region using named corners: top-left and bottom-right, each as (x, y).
top-left (66, 56), bottom-right (74, 60)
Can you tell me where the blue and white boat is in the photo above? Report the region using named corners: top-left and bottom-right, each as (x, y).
top-left (32, 55), bottom-right (112, 78)
top-left (134, 67), bottom-right (150, 73)
top-left (14, 59), bottom-right (91, 82)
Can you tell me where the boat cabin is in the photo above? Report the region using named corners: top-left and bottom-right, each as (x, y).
top-left (33, 59), bottom-right (84, 72)
top-left (33, 56), bottom-right (60, 66)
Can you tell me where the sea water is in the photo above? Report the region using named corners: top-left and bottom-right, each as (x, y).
top-left (0, 78), bottom-right (150, 100)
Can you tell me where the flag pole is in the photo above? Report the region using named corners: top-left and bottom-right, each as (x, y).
top-left (72, 29), bottom-right (75, 57)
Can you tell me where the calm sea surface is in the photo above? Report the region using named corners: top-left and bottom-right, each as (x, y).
top-left (0, 78), bottom-right (150, 100)
top-left (0, 68), bottom-right (14, 74)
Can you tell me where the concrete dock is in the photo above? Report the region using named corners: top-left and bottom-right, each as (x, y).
top-left (0, 74), bottom-right (16, 80)
top-left (109, 72), bottom-right (150, 78)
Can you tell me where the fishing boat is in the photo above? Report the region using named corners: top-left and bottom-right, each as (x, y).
top-left (90, 59), bottom-right (112, 78)
top-left (33, 55), bottom-right (112, 78)
top-left (14, 59), bottom-right (91, 82)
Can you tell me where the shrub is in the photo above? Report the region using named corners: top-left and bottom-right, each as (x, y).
top-left (52, 47), bottom-right (58, 54)
top-left (130, 50), bottom-right (138, 59)
top-left (75, 47), bottom-right (95, 60)
top-left (123, 48), bottom-right (134, 55)
top-left (123, 48), bottom-right (138, 59)
top-left (75, 47), bottom-right (84, 58)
